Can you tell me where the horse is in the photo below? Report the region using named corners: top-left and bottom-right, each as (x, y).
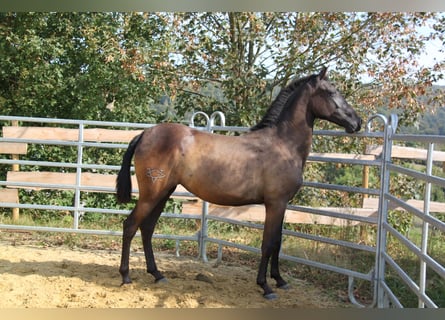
top-left (115, 67), bottom-right (362, 299)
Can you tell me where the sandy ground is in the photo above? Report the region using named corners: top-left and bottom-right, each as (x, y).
top-left (0, 238), bottom-right (348, 308)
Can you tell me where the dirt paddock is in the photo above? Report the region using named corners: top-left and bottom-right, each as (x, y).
top-left (0, 234), bottom-right (349, 308)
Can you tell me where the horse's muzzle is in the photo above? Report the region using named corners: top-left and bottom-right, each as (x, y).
top-left (345, 117), bottom-right (362, 134)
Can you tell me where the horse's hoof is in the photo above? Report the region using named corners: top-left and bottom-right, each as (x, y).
top-left (155, 277), bottom-right (168, 284)
top-left (278, 283), bottom-right (290, 290)
top-left (120, 282), bottom-right (132, 287)
top-left (263, 292), bottom-right (278, 300)
top-left (120, 279), bottom-right (132, 286)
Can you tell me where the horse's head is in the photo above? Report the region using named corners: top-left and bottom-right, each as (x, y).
top-left (309, 67), bottom-right (362, 133)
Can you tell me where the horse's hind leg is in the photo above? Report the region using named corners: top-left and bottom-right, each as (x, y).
top-left (140, 189), bottom-right (174, 283)
top-left (119, 200), bottom-right (156, 285)
top-left (119, 208), bottom-right (140, 284)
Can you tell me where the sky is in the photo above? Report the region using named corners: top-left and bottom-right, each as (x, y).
top-left (358, 17), bottom-right (445, 86)
top-left (420, 38), bottom-right (445, 85)
top-left (417, 15), bottom-right (445, 85)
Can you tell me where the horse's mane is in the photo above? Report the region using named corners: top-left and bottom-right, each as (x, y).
top-left (250, 74), bottom-right (316, 131)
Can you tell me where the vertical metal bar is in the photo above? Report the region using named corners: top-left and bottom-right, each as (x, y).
top-left (419, 142), bottom-right (433, 307)
top-left (189, 111), bottom-right (211, 262)
top-left (361, 142), bottom-right (370, 243)
top-left (380, 114), bottom-right (399, 307)
top-left (376, 142), bottom-right (390, 306)
top-left (366, 114), bottom-right (397, 308)
top-left (11, 120), bottom-right (20, 221)
top-left (377, 114), bottom-right (397, 307)
top-left (175, 240), bottom-right (180, 257)
top-left (196, 111), bottom-right (226, 263)
top-left (365, 114), bottom-right (387, 307)
top-left (73, 123), bottom-right (84, 229)
top-left (217, 243), bottom-right (223, 263)
top-left (200, 200), bottom-right (209, 262)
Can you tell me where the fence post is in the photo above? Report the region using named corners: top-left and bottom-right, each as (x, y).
top-left (199, 201), bottom-right (209, 262)
top-left (361, 142), bottom-right (370, 242)
top-left (189, 111), bottom-right (211, 262)
top-left (418, 142), bottom-right (434, 307)
top-left (11, 120), bottom-right (20, 221)
top-left (190, 111), bottom-right (226, 262)
top-left (369, 113), bottom-right (397, 308)
top-left (73, 122), bottom-right (84, 229)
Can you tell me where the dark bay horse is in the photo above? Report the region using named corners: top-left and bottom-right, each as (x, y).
top-left (116, 67), bottom-right (362, 299)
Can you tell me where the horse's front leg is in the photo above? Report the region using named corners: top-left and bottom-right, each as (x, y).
top-left (257, 242), bottom-right (275, 299)
top-left (270, 228), bottom-right (289, 289)
top-left (257, 204), bottom-right (287, 299)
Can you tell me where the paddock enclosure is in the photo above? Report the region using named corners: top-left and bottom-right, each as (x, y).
top-left (1, 113), bottom-right (444, 308)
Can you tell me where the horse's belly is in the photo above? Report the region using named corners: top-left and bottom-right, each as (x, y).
top-left (200, 192), bottom-right (263, 206)
top-left (180, 176), bottom-right (263, 206)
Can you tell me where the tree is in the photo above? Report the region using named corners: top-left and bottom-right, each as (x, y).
top-left (1, 12), bottom-right (444, 127)
top-left (0, 12), bottom-right (174, 122)
top-left (168, 12), bottom-right (444, 127)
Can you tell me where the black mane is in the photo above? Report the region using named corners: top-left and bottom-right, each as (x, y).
top-left (250, 74), bottom-right (316, 131)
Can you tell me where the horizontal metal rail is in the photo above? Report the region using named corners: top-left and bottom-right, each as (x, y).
top-left (287, 204), bottom-right (378, 224)
top-left (385, 194), bottom-right (445, 232)
top-left (0, 136), bottom-right (128, 149)
top-left (205, 237), bottom-right (374, 282)
top-left (303, 181), bottom-right (381, 196)
top-left (388, 163), bottom-right (445, 188)
top-left (0, 224), bottom-right (198, 243)
top-left (207, 214), bottom-right (376, 253)
top-left (393, 133), bottom-right (445, 144)
top-left (0, 115), bottom-right (156, 129)
top-left (0, 159), bottom-right (122, 171)
top-left (307, 155), bottom-right (381, 167)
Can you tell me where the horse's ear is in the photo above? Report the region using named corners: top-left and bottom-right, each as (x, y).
top-left (318, 66), bottom-right (328, 80)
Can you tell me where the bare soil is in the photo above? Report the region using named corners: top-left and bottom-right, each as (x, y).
top-left (0, 232), bottom-right (349, 308)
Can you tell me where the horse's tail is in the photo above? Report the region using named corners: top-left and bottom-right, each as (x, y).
top-left (116, 132), bottom-right (144, 203)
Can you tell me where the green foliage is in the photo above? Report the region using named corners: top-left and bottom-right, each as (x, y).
top-left (387, 210), bottom-right (413, 236)
top-left (1, 12), bottom-right (444, 126)
top-left (0, 12), bottom-right (171, 123)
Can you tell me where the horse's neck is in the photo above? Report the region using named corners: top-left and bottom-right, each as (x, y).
top-left (276, 98), bottom-right (315, 161)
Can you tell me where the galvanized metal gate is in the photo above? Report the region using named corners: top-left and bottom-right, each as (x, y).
top-left (372, 114), bottom-right (445, 308)
top-left (0, 114), bottom-right (444, 308)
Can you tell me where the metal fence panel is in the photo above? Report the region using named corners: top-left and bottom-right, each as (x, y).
top-left (1, 114), bottom-right (444, 308)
